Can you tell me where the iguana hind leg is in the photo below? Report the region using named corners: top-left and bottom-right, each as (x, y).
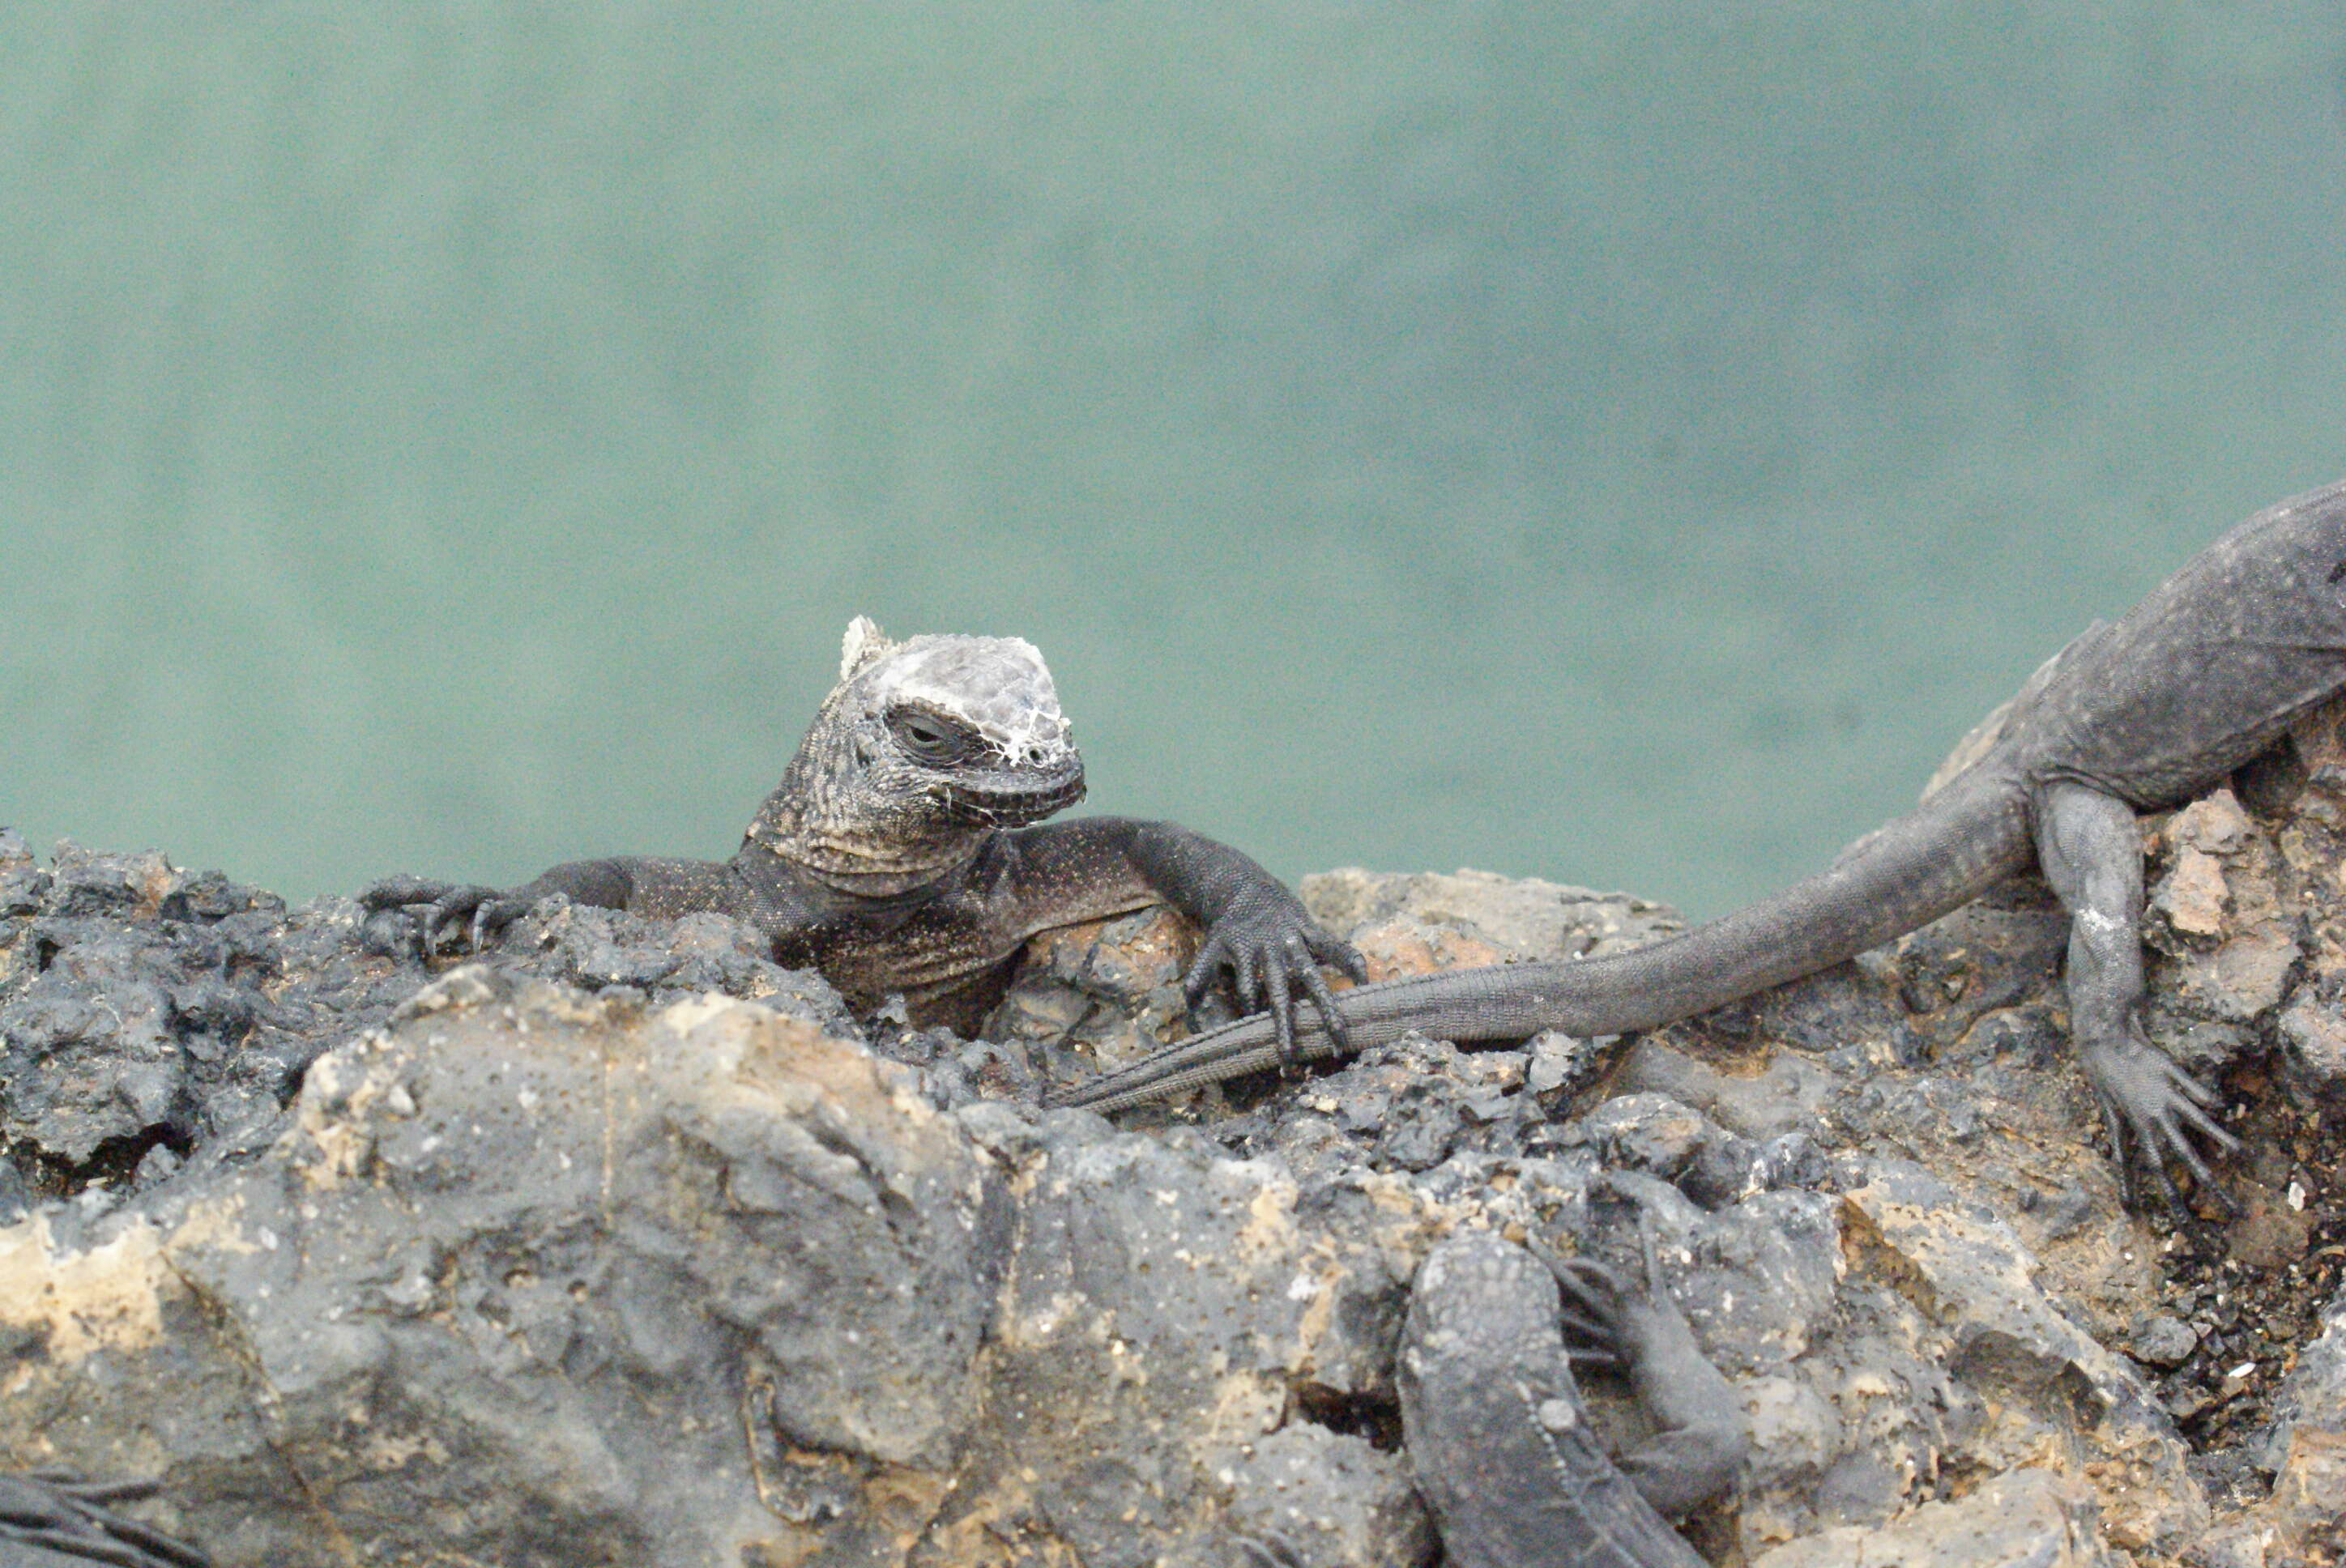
top-left (1544, 1207), bottom-right (1746, 1519)
top-left (2032, 781), bottom-right (2239, 1215)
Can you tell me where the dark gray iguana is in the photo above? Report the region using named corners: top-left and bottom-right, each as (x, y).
top-left (1401, 1214), bottom-right (1745, 1568)
top-left (362, 618), bottom-right (1363, 1045)
top-left (1058, 476), bottom-right (2346, 1212)
top-left (0, 1472), bottom-right (211, 1568)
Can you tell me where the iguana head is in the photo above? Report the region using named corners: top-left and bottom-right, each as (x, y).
top-left (748, 617), bottom-right (1088, 891)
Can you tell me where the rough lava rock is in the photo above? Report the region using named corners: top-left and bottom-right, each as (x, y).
top-left (0, 831), bottom-right (852, 1192)
top-left (2, 968), bottom-right (1009, 1565)
top-left (3, 786), bottom-right (2344, 1566)
top-left (1747, 1466), bottom-right (2120, 1568)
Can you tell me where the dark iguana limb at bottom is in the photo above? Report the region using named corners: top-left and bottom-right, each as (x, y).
top-left (0, 1472), bottom-right (211, 1568)
top-left (2034, 781), bottom-right (2237, 1214)
top-left (1056, 479), bottom-right (2346, 1210)
top-left (1400, 1219), bottom-right (1744, 1568)
top-left (362, 618), bottom-right (1362, 1050)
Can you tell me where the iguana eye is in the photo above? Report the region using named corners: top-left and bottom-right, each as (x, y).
top-left (889, 709), bottom-right (973, 764)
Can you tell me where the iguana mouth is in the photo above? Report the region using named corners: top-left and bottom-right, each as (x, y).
top-left (933, 761), bottom-right (1087, 825)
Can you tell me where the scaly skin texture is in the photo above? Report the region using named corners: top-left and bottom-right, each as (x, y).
top-left (0, 1472), bottom-right (212, 1568)
top-left (364, 618), bottom-right (1362, 1044)
top-left (1060, 477), bottom-right (2346, 1211)
top-left (1399, 1221), bottom-right (1744, 1568)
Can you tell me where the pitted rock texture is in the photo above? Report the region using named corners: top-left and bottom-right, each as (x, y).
top-left (921, 1110), bottom-right (1441, 1568)
top-left (2, 969), bottom-right (1009, 1566)
top-left (1299, 867), bottom-right (1687, 979)
top-left (0, 829), bottom-right (851, 1196)
top-left (984, 903), bottom-right (1201, 1084)
top-left (2, 807), bottom-right (2343, 1566)
top-left (1747, 1466), bottom-right (2120, 1568)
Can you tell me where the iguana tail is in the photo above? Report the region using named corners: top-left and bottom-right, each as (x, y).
top-left (1052, 762), bottom-right (2034, 1112)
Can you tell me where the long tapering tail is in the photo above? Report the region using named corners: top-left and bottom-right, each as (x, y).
top-left (1053, 764), bottom-right (2034, 1112)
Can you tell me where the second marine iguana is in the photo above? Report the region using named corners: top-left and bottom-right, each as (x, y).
top-left (1059, 476), bottom-right (2346, 1211)
top-left (1401, 1205), bottom-right (1746, 1568)
top-left (363, 618), bottom-right (1363, 1046)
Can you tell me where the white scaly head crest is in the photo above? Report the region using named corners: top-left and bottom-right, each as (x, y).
top-left (839, 616), bottom-right (898, 682)
top-left (834, 617), bottom-right (1073, 769)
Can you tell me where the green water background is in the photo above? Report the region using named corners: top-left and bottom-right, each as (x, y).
top-left (5, 5), bottom-right (2345, 920)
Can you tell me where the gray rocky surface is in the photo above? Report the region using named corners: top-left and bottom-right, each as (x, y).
top-left (0, 828), bottom-right (853, 1188)
top-left (1747, 1466), bottom-right (2119, 1568)
top-left (2, 786), bottom-right (2342, 1564)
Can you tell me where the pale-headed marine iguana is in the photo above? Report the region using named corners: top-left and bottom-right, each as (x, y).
top-left (1057, 476), bottom-right (2346, 1214)
top-left (363, 617), bottom-right (1364, 1050)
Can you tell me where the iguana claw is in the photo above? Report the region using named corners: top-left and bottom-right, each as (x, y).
top-left (2082, 1038), bottom-right (2240, 1221)
top-left (358, 877), bottom-right (530, 960)
top-left (1181, 897), bottom-right (1367, 1070)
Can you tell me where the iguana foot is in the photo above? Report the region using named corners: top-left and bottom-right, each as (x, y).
top-left (1538, 1178), bottom-right (1674, 1361)
top-left (1538, 1191), bottom-right (1747, 1519)
top-left (2080, 1036), bottom-right (2240, 1221)
top-left (358, 876), bottom-right (531, 960)
top-left (1180, 897), bottom-right (1367, 1072)
top-left (1544, 1254), bottom-right (1642, 1358)
top-left (0, 1471), bottom-right (211, 1568)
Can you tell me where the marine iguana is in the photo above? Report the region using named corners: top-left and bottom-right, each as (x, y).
top-left (1401, 1208), bottom-right (1745, 1568)
top-left (363, 618), bottom-right (1363, 1047)
top-left (1058, 476), bottom-right (2346, 1212)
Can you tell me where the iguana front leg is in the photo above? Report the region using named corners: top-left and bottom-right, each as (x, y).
top-left (2032, 782), bottom-right (2239, 1214)
top-left (1544, 1224), bottom-right (1747, 1519)
top-left (1118, 821), bottom-right (1368, 1060)
top-left (1002, 818), bottom-right (1367, 1063)
top-left (360, 858), bottom-right (754, 957)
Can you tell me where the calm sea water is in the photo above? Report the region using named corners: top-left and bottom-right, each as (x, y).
top-left (5, 6), bottom-right (2345, 920)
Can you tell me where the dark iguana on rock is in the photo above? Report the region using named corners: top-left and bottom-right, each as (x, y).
top-left (364, 618), bottom-right (1363, 1046)
top-left (1059, 476), bottom-right (2346, 1212)
top-left (1401, 1213), bottom-right (1745, 1568)
top-left (0, 1472), bottom-right (211, 1568)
